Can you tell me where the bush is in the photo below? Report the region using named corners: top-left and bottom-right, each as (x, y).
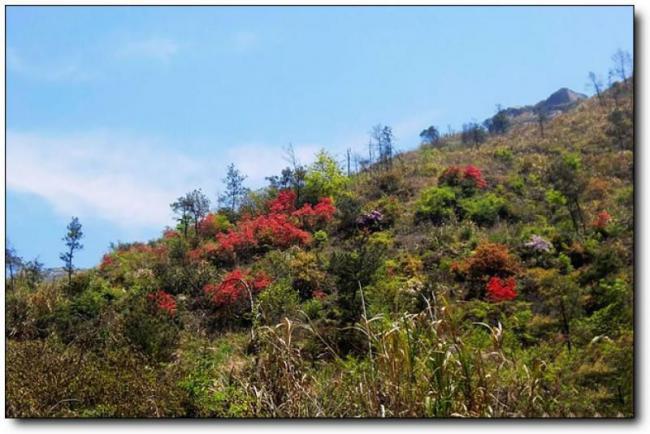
top-left (452, 242), bottom-right (520, 299)
top-left (257, 280), bottom-right (301, 324)
top-left (415, 186), bottom-right (457, 224)
top-left (459, 193), bottom-right (507, 226)
top-left (122, 292), bottom-right (180, 362)
top-left (304, 150), bottom-right (348, 202)
top-left (493, 147), bottom-right (514, 163)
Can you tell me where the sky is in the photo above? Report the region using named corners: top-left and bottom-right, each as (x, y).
top-left (5, 5), bottom-right (633, 268)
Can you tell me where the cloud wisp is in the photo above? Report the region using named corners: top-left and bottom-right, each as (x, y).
top-left (6, 47), bottom-right (92, 82)
top-left (6, 130), bottom-right (211, 228)
top-left (6, 130), bottom-right (325, 229)
top-left (115, 37), bottom-right (180, 63)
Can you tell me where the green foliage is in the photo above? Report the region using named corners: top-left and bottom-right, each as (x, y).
top-left (304, 150), bottom-right (348, 201)
top-left (459, 193), bottom-right (507, 226)
top-left (5, 75), bottom-right (634, 418)
top-left (122, 292), bottom-right (180, 362)
top-left (415, 185), bottom-right (457, 224)
top-left (257, 279), bottom-right (301, 324)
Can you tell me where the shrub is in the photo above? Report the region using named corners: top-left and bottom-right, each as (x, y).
top-left (123, 292), bottom-right (180, 362)
top-left (486, 277), bottom-right (517, 302)
top-left (452, 242), bottom-right (520, 299)
top-left (215, 190), bottom-right (335, 261)
top-left (415, 186), bottom-right (457, 224)
top-left (203, 268), bottom-right (272, 308)
top-left (257, 280), bottom-right (301, 324)
top-left (147, 290), bottom-right (177, 317)
top-left (197, 213), bottom-right (231, 238)
top-left (459, 193), bottom-right (507, 226)
top-left (493, 147), bottom-right (514, 163)
top-left (303, 150), bottom-right (348, 201)
top-left (438, 164), bottom-right (487, 191)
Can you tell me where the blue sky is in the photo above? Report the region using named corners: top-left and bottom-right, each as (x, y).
top-left (5, 5), bottom-right (633, 268)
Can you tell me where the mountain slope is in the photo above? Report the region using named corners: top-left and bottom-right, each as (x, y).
top-left (6, 80), bottom-right (634, 418)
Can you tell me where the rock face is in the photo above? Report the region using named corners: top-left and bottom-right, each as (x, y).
top-left (534, 88), bottom-right (587, 114)
top-left (487, 87), bottom-right (587, 126)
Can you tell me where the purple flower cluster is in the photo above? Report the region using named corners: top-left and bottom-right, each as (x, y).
top-left (356, 210), bottom-right (384, 230)
top-left (524, 235), bottom-right (552, 252)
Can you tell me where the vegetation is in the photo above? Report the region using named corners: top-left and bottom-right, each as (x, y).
top-left (5, 65), bottom-right (634, 418)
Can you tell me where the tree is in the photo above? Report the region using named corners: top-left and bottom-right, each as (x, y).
top-left (606, 108), bottom-right (633, 151)
top-left (371, 124), bottom-right (395, 168)
top-left (546, 153), bottom-right (587, 234)
top-left (266, 144), bottom-right (307, 203)
top-left (419, 126), bottom-right (440, 146)
top-left (171, 189), bottom-right (211, 238)
top-left (59, 217), bottom-right (84, 285)
top-left (219, 163), bottom-right (249, 213)
top-left (5, 242), bottom-right (23, 291)
top-left (484, 105), bottom-right (510, 135)
top-left (588, 71), bottom-right (605, 107)
top-left (535, 107), bottom-right (548, 139)
top-left (610, 49), bottom-right (632, 83)
top-left (304, 150), bottom-right (348, 201)
top-left (461, 122), bottom-right (487, 148)
top-left (21, 258), bottom-right (44, 290)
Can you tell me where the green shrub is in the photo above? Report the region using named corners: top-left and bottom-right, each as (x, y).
top-left (122, 293), bottom-right (180, 362)
top-left (415, 186), bottom-right (457, 224)
top-left (257, 280), bottom-right (301, 324)
top-left (493, 147), bottom-right (514, 163)
top-left (459, 193), bottom-right (507, 226)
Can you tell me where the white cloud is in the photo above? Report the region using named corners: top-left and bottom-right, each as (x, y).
top-left (115, 37), bottom-right (180, 62)
top-left (225, 143), bottom-right (321, 186)
top-left (6, 47), bottom-right (92, 82)
top-left (6, 130), bottom-right (212, 228)
top-left (6, 130), bottom-right (326, 229)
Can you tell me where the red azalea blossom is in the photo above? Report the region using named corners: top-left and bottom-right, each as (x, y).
top-left (269, 189), bottom-right (297, 213)
top-left (204, 268), bottom-right (272, 307)
top-left (439, 165), bottom-right (487, 189)
top-left (592, 211), bottom-right (612, 229)
top-left (486, 276), bottom-right (517, 301)
top-left (99, 254), bottom-right (115, 271)
top-left (463, 165), bottom-right (488, 189)
top-left (486, 276), bottom-right (517, 302)
top-left (147, 290), bottom-right (177, 317)
top-left (215, 190), bottom-right (334, 257)
top-left (312, 289), bottom-right (327, 300)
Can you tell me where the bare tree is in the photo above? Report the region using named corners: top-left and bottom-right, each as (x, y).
top-left (611, 49), bottom-right (632, 83)
top-left (535, 108), bottom-right (548, 139)
top-left (588, 71), bottom-right (605, 107)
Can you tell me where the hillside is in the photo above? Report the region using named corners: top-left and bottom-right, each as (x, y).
top-left (486, 87), bottom-right (588, 126)
top-left (6, 79), bottom-right (634, 418)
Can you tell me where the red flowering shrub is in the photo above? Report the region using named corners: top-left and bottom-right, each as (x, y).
top-left (453, 242), bottom-right (520, 280)
top-left (215, 189), bottom-right (335, 259)
top-left (197, 213), bottom-right (231, 238)
top-left (163, 229), bottom-right (180, 239)
top-left (592, 210), bottom-right (612, 229)
top-left (452, 242), bottom-right (520, 299)
top-left (463, 165), bottom-right (488, 189)
top-left (486, 276), bottom-right (517, 301)
top-left (99, 253), bottom-right (115, 272)
top-left (439, 164), bottom-right (487, 190)
top-left (293, 197), bottom-right (336, 228)
top-left (269, 189), bottom-right (297, 213)
top-left (187, 241), bottom-right (221, 263)
top-left (147, 290), bottom-right (177, 316)
top-left (203, 268), bottom-right (272, 307)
